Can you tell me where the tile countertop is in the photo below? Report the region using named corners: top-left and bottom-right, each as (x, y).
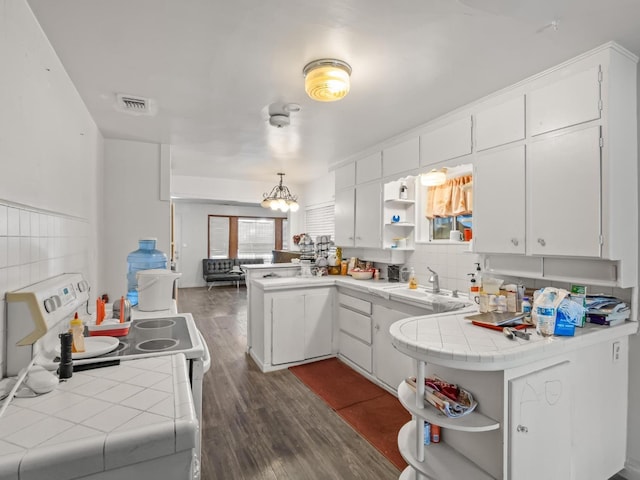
top-left (390, 312), bottom-right (639, 372)
top-left (0, 354), bottom-right (196, 480)
top-left (251, 275), bottom-right (475, 313)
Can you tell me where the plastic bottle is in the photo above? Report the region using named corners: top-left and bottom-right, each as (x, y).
top-left (521, 297), bottom-right (532, 324)
top-left (69, 312), bottom-right (85, 353)
top-left (409, 268), bottom-right (418, 289)
top-left (423, 422), bottom-right (431, 445)
top-left (431, 424), bottom-right (441, 443)
top-left (126, 238), bottom-right (167, 306)
top-left (474, 262), bottom-right (483, 292)
top-left (536, 291), bottom-right (557, 337)
top-left (399, 181), bottom-right (408, 200)
top-left (467, 273), bottom-right (479, 303)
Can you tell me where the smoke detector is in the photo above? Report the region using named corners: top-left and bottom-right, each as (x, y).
top-left (269, 113), bottom-right (290, 128)
top-left (115, 93), bottom-right (158, 116)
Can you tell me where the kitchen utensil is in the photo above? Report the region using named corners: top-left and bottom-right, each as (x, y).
top-left (112, 297), bottom-right (132, 321)
top-left (351, 271), bottom-right (374, 280)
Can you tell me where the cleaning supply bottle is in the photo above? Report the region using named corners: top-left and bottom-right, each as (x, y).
top-left (474, 262), bottom-right (483, 292)
top-left (467, 273), bottom-right (479, 304)
top-left (409, 268), bottom-right (418, 289)
top-left (69, 313), bottom-right (85, 353)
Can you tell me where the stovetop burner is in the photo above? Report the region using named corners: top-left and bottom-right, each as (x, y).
top-left (136, 338), bottom-right (179, 352)
top-left (134, 318), bottom-right (177, 329)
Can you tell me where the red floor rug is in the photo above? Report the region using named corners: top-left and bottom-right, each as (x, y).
top-left (290, 358), bottom-right (409, 470)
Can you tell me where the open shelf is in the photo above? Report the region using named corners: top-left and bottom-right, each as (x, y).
top-left (384, 198), bottom-right (416, 206)
top-left (385, 222), bottom-right (415, 227)
top-left (397, 382), bottom-right (500, 432)
top-left (398, 422), bottom-right (495, 480)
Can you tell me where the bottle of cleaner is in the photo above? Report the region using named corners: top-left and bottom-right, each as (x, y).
top-left (409, 268), bottom-right (418, 289)
top-left (69, 312), bottom-right (85, 353)
top-left (474, 262), bottom-right (483, 292)
top-left (467, 273), bottom-right (479, 305)
top-left (399, 181), bottom-right (408, 200)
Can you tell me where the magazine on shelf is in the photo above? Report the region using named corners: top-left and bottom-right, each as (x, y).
top-left (405, 376), bottom-right (478, 418)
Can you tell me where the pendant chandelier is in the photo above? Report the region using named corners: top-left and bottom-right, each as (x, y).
top-left (261, 173), bottom-right (300, 212)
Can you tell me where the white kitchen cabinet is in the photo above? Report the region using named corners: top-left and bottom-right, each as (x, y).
top-left (474, 95), bottom-right (525, 151)
top-left (335, 162), bottom-right (356, 190)
top-left (529, 65), bottom-right (601, 137)
top-left (473, 145), bottom-right (525, 254)
top-left (420, 116), bottom-right (472, 167)
top-left (382, 137), bottom-right (419, 178)
top-left (372, 304), bottom-right (415, 390)
top-left (338, 293), bottom-right (373, 373)
top-left (334, 187), bottom-right (355, 246)
top-left (354, 181), bottom-right (382, 248)
top-left (334, 181), bottom-right (381, 248)
top-left (356, 151), bottom-right (382, 184)
top-left (508, 362), bottom-right (571, 480)
top-left (254, 286), bottom-right (333, 370)
top-left (528, 126), bottom-right (602, 257)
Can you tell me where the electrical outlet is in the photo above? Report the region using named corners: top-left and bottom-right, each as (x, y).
top-left (613, 341), bottom-right (621, 363)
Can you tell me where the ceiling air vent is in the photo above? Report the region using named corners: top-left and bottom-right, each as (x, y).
top-left (116, 93), bottom-right (158, 116)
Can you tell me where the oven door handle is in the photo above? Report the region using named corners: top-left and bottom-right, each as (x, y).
top-left (197, 330), bottom-right (211, 373)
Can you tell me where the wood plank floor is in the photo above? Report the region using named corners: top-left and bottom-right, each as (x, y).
top-left (178, 286), bottom-right (400, 480)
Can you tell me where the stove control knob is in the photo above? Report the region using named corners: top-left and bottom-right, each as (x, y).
top-left (77, 280), bottom-right (90, 293)
top-left (52, 295), bottom-right (62, 308)
top-left (44, 297), bottom-right (56, 313)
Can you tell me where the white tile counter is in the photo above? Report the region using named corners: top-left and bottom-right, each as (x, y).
top-left (390, 312), bottom-right (639, 371)
top-left (0, 354), bottom-right (197, 480)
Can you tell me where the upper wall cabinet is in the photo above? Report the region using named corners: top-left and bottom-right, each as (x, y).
top-left (529, 65), bottom-right (602, 136)
top-left (382, 138), bottom-right (419, 178)
top-left (335, 163), bottom-right (356, 190)
top-left (474, 96), bottom-right (525, 151)
top-left (420, 116), bottom-right (472, 167)
top-left (356, 151), bottom-right (382, 184)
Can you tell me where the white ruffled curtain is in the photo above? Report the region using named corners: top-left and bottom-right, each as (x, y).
top-left (425, 175), bottom-right (473, 219)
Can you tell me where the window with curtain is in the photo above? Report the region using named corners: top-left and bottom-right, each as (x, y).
top-left (237, 218), bottom-right (275, 261)
top-left (208, 215), bottom-right (284, 260)
top-left (425, 174), bottom-right (473, 241)
top-left (304, 203), bottom-right (335, 241)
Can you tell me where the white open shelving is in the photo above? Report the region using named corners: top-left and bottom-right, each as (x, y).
top-left (383, 177), bottom-right (417, 250)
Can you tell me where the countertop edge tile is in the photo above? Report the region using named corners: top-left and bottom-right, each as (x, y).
top-left (104, 422), bottom-right (177, 470)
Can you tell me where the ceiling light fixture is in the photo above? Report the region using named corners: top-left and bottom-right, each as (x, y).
top-left (420, 168), bottom-right (448, 186)
top-left (303, 59), bottom-right (352, 102)
top-left (261, 173), bottom-right (299, 212)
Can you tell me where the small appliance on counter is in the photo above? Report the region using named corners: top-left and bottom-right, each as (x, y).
top-left (387, 264), bottom-right (401, 282)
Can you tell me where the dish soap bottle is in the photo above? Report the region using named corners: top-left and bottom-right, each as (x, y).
top-left (467, 273), bottom-right (479, 303)
top-left (69, 312), bottom-right (85, 353)
top-left (409, 268), bottom-right (418, 289)
top-left (399, 181), bottom-right (408, 200)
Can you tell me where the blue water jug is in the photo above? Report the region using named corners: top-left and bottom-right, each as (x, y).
top-left (126, 238), bottom-right (167, 306)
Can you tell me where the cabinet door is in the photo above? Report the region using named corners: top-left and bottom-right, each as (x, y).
top-left (271, 295), bottom-right (305, 365)
top-left (474, 145), bottom-right (526, 254)
top-left (529, 65), bottom-right (601, 136)
top-left (335, 163), bottom-right (356, 190)
top-left (356, 151), bottom-right (382, 184)
top-left (475, 95), bottom-right (525, 151)
top-left (304, 290), bottom-right (332, 359)
top-left (528, 126), bottom-right (601, 257)
top-left (372, 305), bottom-right (415, 391)
top-left (334, 187), bottom-right (355, 246)
top-left (420, 116), bottom-right (472, 166)
top-left (509, 362), bottom-right (570, 480)
top-left (382, 137), bottom-right (419, 177)
top-left (354, 181), bottom-right (381, 248)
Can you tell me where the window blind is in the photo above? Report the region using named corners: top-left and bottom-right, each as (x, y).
top-left (208, 217), bottom-right (230, 258)
top-left (305, 203), bottom-right (335, 241)
top-left (237, 218), bottom-right (275, 260)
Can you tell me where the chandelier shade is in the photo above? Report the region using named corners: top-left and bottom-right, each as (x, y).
top-left (261, 173), bottom-right (299, 212)
top-left (303, 59), bottom-right (352, 102)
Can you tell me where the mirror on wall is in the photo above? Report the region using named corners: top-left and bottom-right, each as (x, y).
top-left (415, 163), bottom-right (473, 243)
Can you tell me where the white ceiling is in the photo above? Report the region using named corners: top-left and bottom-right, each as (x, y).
top-left (27, 0), bottom-right (640, 186)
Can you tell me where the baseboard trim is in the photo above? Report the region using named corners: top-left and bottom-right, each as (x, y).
top-left (621, 458), bottom-right (640, 480)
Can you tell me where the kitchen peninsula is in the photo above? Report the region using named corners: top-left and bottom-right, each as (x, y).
top-left (390, 312), bottom-right (637, 480)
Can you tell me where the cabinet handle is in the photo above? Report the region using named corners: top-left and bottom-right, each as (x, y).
top-left (511, 238), bottom-right (519, 246)
top-left (537, 238), bottom-right (546, 246)
top-left (516, 424), bottom-right (528, 433)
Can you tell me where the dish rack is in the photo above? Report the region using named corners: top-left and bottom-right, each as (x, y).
top-left (299, 234), bottom-right (315, 261)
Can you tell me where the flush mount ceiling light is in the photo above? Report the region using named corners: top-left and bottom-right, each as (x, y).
top-left (303, 59), bottom-right (352, 102)
top-left (261, 173), bottom-right (300, 212)
top-left (420, 168), bottom-right (448, 186)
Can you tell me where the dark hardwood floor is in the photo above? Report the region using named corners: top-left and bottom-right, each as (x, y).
top-left (178, 286), bottom-right (400, 480)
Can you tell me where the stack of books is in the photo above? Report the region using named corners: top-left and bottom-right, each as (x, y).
top-left (585, 295), bottom-right (630, 326)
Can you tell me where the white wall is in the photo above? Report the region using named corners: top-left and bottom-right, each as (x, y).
top-left (173, 202), bottom-right (286, 287)
top-left (0, 0), bottom-right (102, 374)
top-left (101, 139), bottom-right (171, 300)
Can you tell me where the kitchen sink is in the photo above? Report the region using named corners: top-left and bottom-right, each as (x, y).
top-left (370, 284), bottom-right (471, 312)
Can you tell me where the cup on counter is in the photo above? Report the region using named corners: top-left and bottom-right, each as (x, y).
top-left (449, 230), bottom-right (463, 242)
top-left (464, 228), bottom-right (472, 241)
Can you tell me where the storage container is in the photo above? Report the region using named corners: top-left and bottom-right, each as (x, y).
top-left (136, 269), bottom-right (181, 311)
top-left (126, 238), bottom-right (167, 306)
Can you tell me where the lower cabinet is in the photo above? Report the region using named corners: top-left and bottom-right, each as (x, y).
top-left (271, 288), bottom-right (333, 365)
top-left (372, 304), bottom-right (416, 390)
top-left (338, 293), bottom-right (373, 373)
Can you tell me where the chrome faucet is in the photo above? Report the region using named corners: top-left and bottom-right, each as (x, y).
top-left (426, 267), bottom-right (440, 293)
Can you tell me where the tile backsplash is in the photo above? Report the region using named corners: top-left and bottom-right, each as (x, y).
top-left (0, 202), bottom-right (89, 376)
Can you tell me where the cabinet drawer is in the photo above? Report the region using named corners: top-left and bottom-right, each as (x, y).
top-left (338, 293), bottom-right (372, 315)
top-left (339, 331), bottom-right (372, 373)
top-left (339, 306), bottom-right (372, 344)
